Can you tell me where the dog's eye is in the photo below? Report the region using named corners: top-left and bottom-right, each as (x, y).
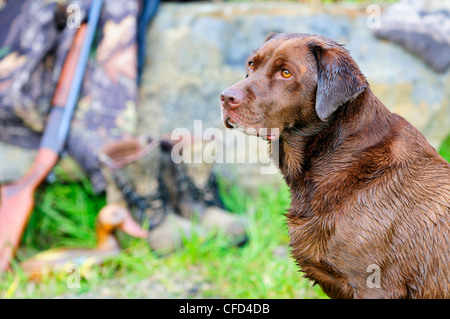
top-left (249, 61), bottom-right (254, 70)
top-left (282, 69), bottom-right (292, 78)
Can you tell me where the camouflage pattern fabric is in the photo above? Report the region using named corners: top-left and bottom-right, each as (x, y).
top-left (0, 0), bottom-right (143, 192)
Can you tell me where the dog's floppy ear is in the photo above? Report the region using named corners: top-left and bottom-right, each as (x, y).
top-left (307, 38), bottom-right (367, 121)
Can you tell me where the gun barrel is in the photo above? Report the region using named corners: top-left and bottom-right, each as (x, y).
top-left (41, 24), bottom-right (87, 152)
top-left (56, 0), bottom-right (103, 153)
top-left (51, 24), bottom-right (88, 108)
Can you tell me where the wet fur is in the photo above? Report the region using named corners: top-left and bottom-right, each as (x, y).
top-left (221, 33), bottom-right (450, 299)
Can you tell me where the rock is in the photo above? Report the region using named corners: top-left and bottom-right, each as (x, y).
top-left (0, 141), bottom-right (36, 183)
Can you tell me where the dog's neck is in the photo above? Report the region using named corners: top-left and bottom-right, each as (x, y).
top-left (272, 88), bottom-right (394, 188)
top-left (270, 123), bottom-right (322, 184)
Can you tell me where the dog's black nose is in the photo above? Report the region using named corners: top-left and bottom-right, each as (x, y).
top-left (220, 88), bottom-right (244, 110)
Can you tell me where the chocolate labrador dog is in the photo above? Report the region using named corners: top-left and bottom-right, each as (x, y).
top-left (220, 33), bottom-right (450, 299)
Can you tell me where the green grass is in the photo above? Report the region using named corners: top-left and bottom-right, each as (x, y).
top-left (20, 163), bottom-right (105, 252)
top-left (0, 164), bottom-right (326, 299)
top-left (439, 134), bottom-right (450, 163)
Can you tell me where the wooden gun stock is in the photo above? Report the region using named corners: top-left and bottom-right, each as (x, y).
top-left (0, 150), bottom-right (59, 272)
top-left (0, 24), bottom-right (88, 272)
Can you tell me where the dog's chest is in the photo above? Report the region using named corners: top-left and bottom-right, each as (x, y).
top-left (286, 182), bottom-right (356, 298)
top-left (286, 211), bottom-right (354, 298)
top-left (286, 190), bottom-right (336, 266)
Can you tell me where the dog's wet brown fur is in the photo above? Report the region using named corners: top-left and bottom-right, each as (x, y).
top-left (221, 33), bottom-right (450, 299)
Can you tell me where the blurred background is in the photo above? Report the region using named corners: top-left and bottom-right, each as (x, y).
top-left (0, 0), bottom-right (449, 299)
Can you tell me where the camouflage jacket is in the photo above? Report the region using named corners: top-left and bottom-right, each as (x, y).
top-left (0, 0), bottom-right (146, 192)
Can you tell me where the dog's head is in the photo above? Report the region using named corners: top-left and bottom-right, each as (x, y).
top-left (220, 33), bottom-right (367, 140)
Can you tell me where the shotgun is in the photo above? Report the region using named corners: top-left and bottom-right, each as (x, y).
top-left (0, 0), bottom-right (103, 273)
